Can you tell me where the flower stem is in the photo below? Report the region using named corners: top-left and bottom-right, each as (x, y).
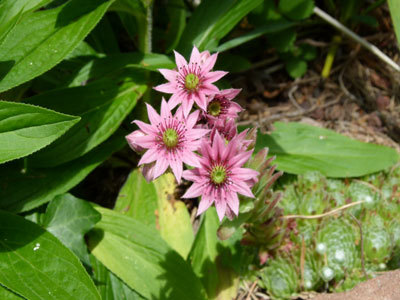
top-left (321, 35), bottom-right (341, 79)
top-left (314, 6), bottom-right (400, 72)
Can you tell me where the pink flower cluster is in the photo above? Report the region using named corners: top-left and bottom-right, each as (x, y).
top-left (126, 47), bottom-right (259, 221)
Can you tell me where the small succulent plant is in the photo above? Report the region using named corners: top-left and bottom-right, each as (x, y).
top-left (255, 165), bottom-right (400, 299)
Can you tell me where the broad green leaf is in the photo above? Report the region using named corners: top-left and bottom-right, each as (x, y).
top-left (178, 0), bottom-right (263, 55)
top-left (0, 131), bottom-right (126, 213)
top-left (0, 210), bottom-right (101, 300)
top-left (214, 21), bottom-right (295, 52)
top-left (153, 173), bottom-right (194, 259)
top-left (285, 57), bottom-right (307, 78)
top-left (67, 53), bottom-right (175, 87)
top-left (279, 0), bottom-right (314, 21)
top-left (165, 0), bottom-right (186, 52)
top-left (189, 208), bottom-right (219, 299)
top-left (189, 208), bottom-right (241, 299)
top-left (0, 0), bottom-right (52, 42)
top-left (87, 15), bottom-right (120, 54)
top-left (26, 76), bottom-right (147, 167)
top-left (256, 122), bottom-right (399, 177)
top-left (88, 206), bottom-right (207, 300)
top-left (42, 194), bottom-right (101, 265)
top-left (114, 169), bottom-right (158, 228)
top-left (90, 255), bottom-right (145, 300)
top-left (0, 0), bottom-right (115, 93)
top-left (0, 100), bottom-right (80, 164)
top-left (389, 0), bottom-right (400, 46)
top-left (0, 285), bottom-right (24, 300)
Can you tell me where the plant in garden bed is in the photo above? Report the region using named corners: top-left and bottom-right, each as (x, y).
top-left (1, 1), bottom-right (400, 300)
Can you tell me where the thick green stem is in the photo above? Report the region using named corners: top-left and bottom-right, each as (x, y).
top-left (321, 35), bottom-right (341, 79)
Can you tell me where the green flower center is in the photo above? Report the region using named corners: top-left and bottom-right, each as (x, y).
top-left (208, 101), bottom-right (221, 117)
top-left (162, 128), bottom-right (179, 148)
top-left (210, 165), bottom-right (227, 185)
top-left (185, 73), bottom-right (199, 91)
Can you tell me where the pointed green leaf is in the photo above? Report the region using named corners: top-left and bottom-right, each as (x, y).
top-left (178, 0), bottom-right (263, 54)
top-left (0, 100), bottom-right (80, 164)
top-left (0, 285), bottom-right (24, 300)
top-left (189, 208), bottom-right (220, 299)
top-left (0, 210), bottom-right (100, 300)
top-left (389, 0), bottom-right (400, 46)
top-left (0, 131), bottom-right (126, 213)
top-left (114, 169), bottom-right (158, 228)
top-left (42, 194), bottom-right (101, 265)
top-left (0, 0), bottom-right (115, 92)
top-left (153, 173), bottom-right (194, 259)
top-left (26, 77), bottom-right (146, 167)
top-left (88, 206), bottom-right (207, 300)
top-left (90, 255), bottom-right (145, 300)
top-left (256, 122), bottom-right (399, 177)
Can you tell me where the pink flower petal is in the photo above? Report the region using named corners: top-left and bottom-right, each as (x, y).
top-left (168, 92), bottom-right (182, 110)
top-left (226, 191), bottom-right (239, 216)
top-left (229, 150), bottom-right (253, 168)
top-left (220, 88), bottom-right (241, 100)
top-left (203, 71), bottom-right (228, 84)
top-left (182, 96), bottom-right (194, 117)
top-left (174, 50), bottom-right (188, 69)
top-left (197, 193), bottom-right (214, 215)
top-left (186, 110), bottom-right (200, 129)
top-left (170, 159), bottom-right (183, 183)
top-left (154, 82), bottom-right (178, 94)
top-left (200, 83), bottom-right (219, 94)
top-left (160, 98), bottom-right (172, 118)
top-left (189, 46), bottom-right (201, 65)
top-left (142, 163), bottom-right (155, 182)
top-left (182, 169), bottom-right (201, 182)
top-left (182, 152), bottom-right (201, 168)
top-left (215, 197), bottom-right (227, 221)
top-left (182, 182), bottom-right (203, 198)
top-left (134, 120), bottom-right (157, 135)
top-left (231, 181), bottom-right (255, 198)
top-left (194, 92), bottom-right (208, 111)
top-left (202, 53), bottom-right (218, 74)
top-left (153, 157), bottom-right (169, 179)
top-left (158, 68), bottom-right (178, 82)
top-left (138, 148), bottom-right (159, 165)
top-left (230, 167), bottom-right (259, 181)
top-left (145, 103), bottom-right (161, 126)
top-left (133, 135), bottom-right (156, 148)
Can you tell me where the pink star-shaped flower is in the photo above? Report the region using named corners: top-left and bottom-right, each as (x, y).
top-left (154, 47), bottom-right (227, 117)
top-left (126, 99), bottom-right (209, 183)
top-left (182, 131), bottom-right (259, 221)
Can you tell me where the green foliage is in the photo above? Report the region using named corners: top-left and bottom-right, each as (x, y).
top-left (42, 194), bottom-right (101, 265)
top-left (114, 169), bottom-right (158, 227)
top-left (90, 255), bottom-right (145, 300)
top-left (0, 132), bottom-right (126, 213)
top-left (260, 167), bottom-right (400, 298)
top-left (256, 122), bottom-right (399, 177)
top-left (388, 0), bottom-right (400, 46)
top-left (0, 210), bottom-right (101, 300)
top-left (261, 258), bottom-right (298, 300)
top-left (178, 0), bottom-right (263, 55)
top-left (0, 100), bottom-right (80, 164)
top-left (279, 0), bottom-right (314, 21)
top-left (26, 76), bottom-right (147, 167)
top-left (153, 173), bottom-right (194, 259)
top-left (0, 0), bottom-right (114, 93)
top-left (87, 206), bottom-right (207, 300)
